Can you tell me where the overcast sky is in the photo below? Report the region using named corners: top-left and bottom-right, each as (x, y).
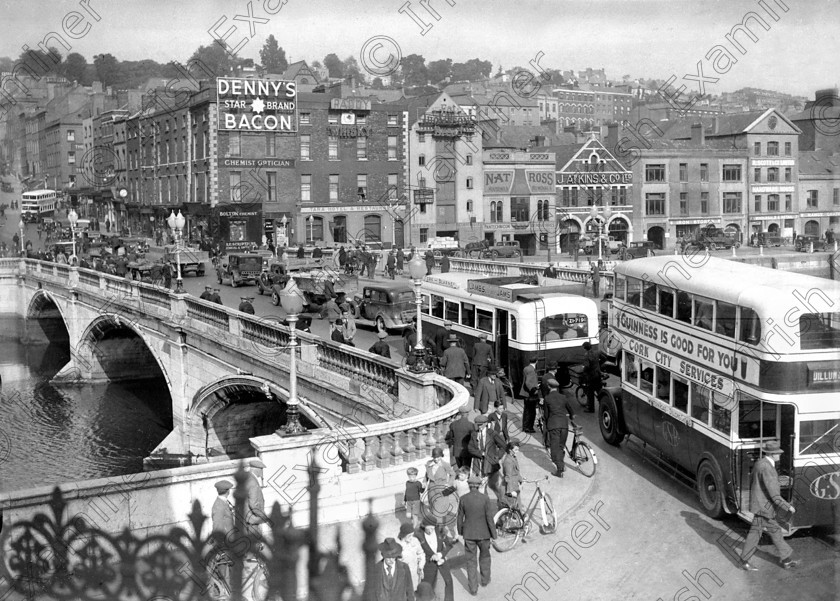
top-left (0, 0), bottom-right (836, 97)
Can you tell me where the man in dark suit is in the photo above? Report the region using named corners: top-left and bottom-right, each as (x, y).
top-left (470, 332), bottom-right (494, 384)
top-left (468, 416), bottom-right (506, 500)
top-left (488, 400), bottom-right (509, 441)
top-left (520, 357), bottom-right (540, 433)
top-left (473, 370), bottom-right (501, 414)
top-left (211, 480), bottom-right (235, 591)
top-left (368, 538), bottom-right (414, 601)
top-left (323, 275), bottom-right (336, 299)
top-left (457, 475), bottom-right (497, 595)
top-left (433, 321), bottom-right (453, 357)
top-left (417, 517), bottom-right (454, 601)
top-left (539, 361), bottom-right (559, 398)
top-left (740, 441), bottom-right (797, 571)
top-left (543, 378), bottom-right (577, 477)
top-left (444, 406), bottom-right (474, 468)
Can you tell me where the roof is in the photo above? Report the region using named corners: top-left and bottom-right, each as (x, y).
top-left (486, 125), bottom-right (573, 150)
top-left (663, 108), bottom-right (801, 139)
top-left (797, 151), bottom-right (840, 176)
top-left (280, 61), bottom-right (318, 82)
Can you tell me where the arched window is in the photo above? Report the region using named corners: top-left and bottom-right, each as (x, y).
top-left (466, 199), bottom-right (473, 212)
top-left (364, 214), bottom-right (382, 242)
top-left (496, 201), bottom-right (503, 223)
top-left (490, 201), bottom-right (496, 222)
top-left (306, 216), bottom-right (324, 243)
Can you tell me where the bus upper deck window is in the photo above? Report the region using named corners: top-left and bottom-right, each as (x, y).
top-left (614, 275), bottom-right (626, 301)
top-left (476, 308), bottom-right (493, 332)
top-left (738, 306), bottom-right (761, 344)
top-left (627, 277), bottom-right (642, 306)
top-left (642, 283), bottom-right (657, 311)
top-left (431, 295), bottom-right (444, 318)
top-left (694, 298), bottom-right (714, 331)
top-left (676, 291), bottom-right (691, 323)
top-left (716, 301), bottom-right (736, 338)
top-left (799, 312), bottom-right (840, 350)
top-left (445, 300), bottom-right (459, 323)
top-left (658, 289), bottom-right (674, 319)
top-left (461, 303), bottom-right (475, 328)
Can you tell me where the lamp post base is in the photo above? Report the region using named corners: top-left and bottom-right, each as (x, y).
top-left (174, 278), bottom-right (185, 294)
top-left (407, 348), bottom-right (432, 374)
top-left (281, 404), bottom-right (309, 435)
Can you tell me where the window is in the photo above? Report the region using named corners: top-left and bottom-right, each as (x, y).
top-left (694, 297), bottom-right (714, 331)
top-left (711, 395), bottom-right (731, 435)
top-left (66, 130), bottom-right (75, 142)
top-left (364, 214), bottom-right (382, 242)
top-left (716, 301), bottom-right (736, 338)
top-left (328, 135), bottom-right (339, 160)
top-left (300, 112), bottom-right (311, 125)
top-left (461, 302), bottom-right (475, 328)
top-left (785, 167), bottom-right (791, 182)
top-left (388, 136), bottom-right (398, 160)
top-left (673, 377), bottom-right (689, 413)
top-left (700, 163), bottom-right (708, 182)
top-left (67, 151), bottom-right (76, 164)
top-left (387, 114), bottom-right (398, 126)
top-left (754, 195), bottom-right (761, 213)
top-left (658, 288), bottom-right (674, 318)
top-left (767, 167), bottom-right (778, 182)
top-left (753, 142), bottom-right (761, 155)
top-left (357, 136), bottom-right (367, 159)
top-left (333, 215), bottom-right (347, 243)
top-left (700, 192), bottom-right (708, 214)
top-left (767, 141), bottom-right (779, 156)
top-left (655, 367), bottom-right (671, 400)
top-left (800, 418), bottom-right (840, 456)
top-left (477, 308), bottom-right (493, 333)
top-left (356, 114), bottom-right (367, 125)
top-left (562, 188), bottom-right (579, 207)
top-left (466, 200), bottom-right (473, 212)
top-left (466, 177), bottom-right (473, 189)
top-left (626, 277), bottom-right (642, 307)
top-left (679, 192), bottom-right (687, 215)
top-left (511, 197), bottom-right (529, 222)
top-left (418, 133), bottom-right (426, 143)
top-left (835, 188), bottom-right (840, 206)
top-left (642, 283), bottom-right (657, 311)
top-left (691, 385), bottom-right (712, 425)
top-left (495, 201), bottom-right (503, 222)
top-left (229, 132), bottom-right (240, 156)
top-left (329, 175), bottom-right (339, 202)
top-left (306, 216), bottom-right (324, 243)
top-left (490, 201), bottom-right (497, 222)
top-left (300, 134), bottom-right (310, 160)
top-left (510, 315), bottom-right (517, 340)
top-left (418, 154), bottom-right (426, 166)
top-left (679, 163), bottom-right (687, 182)
top-left (768, 194), bottom-right (779, 212)
top-left (540, 313), bottom-right (588, 340)
top-left (266, 132), bottom-right (276, 157)
top-left (420, 228), bottom-right (428, 243)
top-left (466, 154), bottom-right (473, 165)
top-left (357, 174), bottom-right (367, 200)
top-left (645, 164), bottom-right (665, 182)
top-left (799, 312), bottom-right (840, 350)
top-left (645, 193), bottom-right (665, 215)
top-left (739, 306), bottom-right (761, 345)
top-left (267, 172), bottom-right (277, 202)
top-left (736, 396), bottom-right (778, 440)
top-left (624, 352), bottom-right (638, 387)
top-left (753, 167), bottom-right (761, 183)
top-left (328, 113), bottom-right (339, 124)
top-left (610, 187), bottom-right (627, 205)
top-left (807, 190), bottom-right (818, 208)
top-left (722, 165), bottom-right (742, 182)
top-left (230, 171), bottom-right (241, 202)
top-left (640, 361), bottom-right (654, 395)
top-left (300, 175), bottom-right (311, 202)
top-left (784, 141), bottom-right (791, 156)
top-left (722, 192), bottom-right (742, 213)
top-left (388, 174), bottom-right (398, 200)
top-left (785, 195), bottom-right (792, 211)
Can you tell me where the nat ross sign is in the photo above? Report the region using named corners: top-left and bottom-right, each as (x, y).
top-left (217, 77), bottom-right (297, 132)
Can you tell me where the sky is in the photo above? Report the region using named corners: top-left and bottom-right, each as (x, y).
top-left (0, 0), bottom-right (837, 97)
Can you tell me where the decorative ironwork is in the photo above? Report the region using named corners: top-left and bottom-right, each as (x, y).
top-left (0, 460), bottom-right (379, 601)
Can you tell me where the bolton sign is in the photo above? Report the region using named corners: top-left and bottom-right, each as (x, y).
top-left (217, 77), bottom-right (297, 132)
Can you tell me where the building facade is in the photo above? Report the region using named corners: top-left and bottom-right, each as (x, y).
top-left (797, 152), bottom-right (840, 238)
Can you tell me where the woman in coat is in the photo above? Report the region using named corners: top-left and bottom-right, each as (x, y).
top-left (424, 447), bottom-right (455, 530)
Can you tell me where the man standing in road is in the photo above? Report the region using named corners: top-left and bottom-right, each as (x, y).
top-left (582, 341), bottom-right (602, 413)
top-left (342, 310), bottom-right (357, 346)
top-left (200, 286), bottom-right (214, 301)
top-left (440, 335), bottom-right (470, 385)
top-left (424, 249), bottom-right (435, 275)
top-left (434, 321), bottom-right (454, 357)
top-left (740, 441), bottom-right (797, 571)
top-left (323, 275), bottom-right (336, 300)
top-left (368, 330), bottom-right (392, 358)
top-left (520, 357), bottom-right (540, 433)
top-left (386, 250), bottom-right (396, 280)
top-left (591, 260), bottom-right (601, 298)
top-left (331, 319), bottom-right (345, 344)
top-left (440, 254), bottom-right (450, 273)
top-left (211, 288), bottom-right (224, 305)
top-left (473, 369), bottom-right (500, 414)
top-left (396, 247), bottom-right (404, 275)
top-left (488, 400), bottom-right (509, 441)
top-left (445, 405), bottom-right (473, 469)
top-left (543, 378), bottom-right (576, 478)
top-left (470, 332), bottom-right (494, 385)
top-left (238, 297), bottom-right (255, 315)
top-left (457, 475), bottom-right (497, 596)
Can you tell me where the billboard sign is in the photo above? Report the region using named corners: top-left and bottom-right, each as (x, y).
top-left (217, 77), bottom-right (297, 132)
top-left (212, 202), bottom-right (263, 252)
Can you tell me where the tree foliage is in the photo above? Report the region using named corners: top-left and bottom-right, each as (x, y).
top-left (427, 59), bottom-right (452, 85)
top-left (93, 53), bottom-right (121, 87)
top-left (259, 34), bottom-right (288, 74)
top-left (400, 54), bottom-right (427, 88)
top-left (187, 43), bottom-right (234, 79)
top-left (343, 55), bottom-right (365, 84)
top-left (59, 53), bottom-right (89, 84)
top-left (323, 53), bottom-right (343, 78)
top-left (17, 48), bottom-right (62, 77)
top-left (450, 59), bottom-right (492, 83)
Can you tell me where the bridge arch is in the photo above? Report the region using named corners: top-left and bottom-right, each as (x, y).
top-left (25, 289), bottom-right (70, 346)
top-left (187, 376), bottom-right (326, 461)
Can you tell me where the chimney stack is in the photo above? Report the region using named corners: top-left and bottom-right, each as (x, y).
top-left (606, 123), bottom-right (620, 151)
top-left (713, 116), bottom-right (720, 134)
top-left (691, 123), bottom-right (705, 145)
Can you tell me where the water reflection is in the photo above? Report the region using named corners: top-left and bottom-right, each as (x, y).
top-left (0, 324), bottom-right (172, 493)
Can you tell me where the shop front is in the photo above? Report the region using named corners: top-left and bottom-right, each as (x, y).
top-left (298, 205), bottom-right (407, 250)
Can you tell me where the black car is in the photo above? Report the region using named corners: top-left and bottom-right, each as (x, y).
top-left (622, 241), bottom-right (658, 260)
top-left (794, 235), bottom-right (828, 253)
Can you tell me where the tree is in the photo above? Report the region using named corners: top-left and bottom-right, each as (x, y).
top-left (187, 43), bottom-right (234, 79)
top-left (371, 77), bottom-right (384, 89)
top-left (323, 53), bottom-right (344, 78)
top-left (94, 53), bottom-right (121, 87)
top-left (450, 58), bottom-right (492, 83)
top-left (259, 34), bottom-right (288, 74)
top-left (0, 57), bottom-right (14, 74)
top-left (60, 52), bottom-right (89, 84)
top-left (18, 48), bottom-right (62, 77)
top-left (426, 59), bottom-right (452, 85)
top-left (400, 54), bottom-right (427, 88)
top-left (344, 56), bottom-right (365, 84)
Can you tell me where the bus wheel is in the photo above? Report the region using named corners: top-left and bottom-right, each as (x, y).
top-left (599, 392), bottom-right (622, 446)
top-left (696, 460), bottom-right (725, 519)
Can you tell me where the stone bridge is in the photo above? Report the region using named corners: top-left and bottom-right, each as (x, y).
top-left (0, 258), bottom-right (451, 468)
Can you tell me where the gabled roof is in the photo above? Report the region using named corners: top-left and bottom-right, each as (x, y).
top-left (537, 137), bottom-right (631, 173)
top-left (280, 60), bottom-right (318, 82)
top-left (798, 151), bottom-right (840, 176)
top-left (663, 108), bottom-right (801, 139)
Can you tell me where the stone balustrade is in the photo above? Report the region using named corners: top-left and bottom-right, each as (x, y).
top-left (447, 256), bottom-right (615, 290)
top-left (184, 296), bottom-right (230, 329)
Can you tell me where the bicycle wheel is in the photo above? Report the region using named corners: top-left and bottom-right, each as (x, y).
top-left (574, 442), bottom-right (597, 478)
top-left (539, 493), bottom-right (557, 534)
top-left (492, 507), bottom-right (524, 552)
top-left (575, 385), bottom-right (588, 408)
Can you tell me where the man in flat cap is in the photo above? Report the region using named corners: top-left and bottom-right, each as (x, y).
top-left (434, 320), bottom-right (454, 357)
top-left (244, 459), bottom-right (270, 538)
top-left (370, 538), bottom-right (413, 601)
top-left (469, 332), bottom-right (494, 386)
top-left (445, 405), bottom-right (474, 468)
top-left (440, 335), bottom-right (470, 385)
top-left (368, 330), bottom-right (392, 358)
top-left (467, 415), bottom-right (506, 500)
top-left (211, 288), bottom-right (223, 305)
top-left (457, 474), bottom-right (497, 595)
top-left (473, 367), bottom-right (504, 414)
top-left (200, 285), bottom-right (213, 301)
top-left (543, 378), bottom-right (577, 478)
top-left (211, 480), bottom-right (235, 591)
top-left (238, 297), bottom-right (255, 314)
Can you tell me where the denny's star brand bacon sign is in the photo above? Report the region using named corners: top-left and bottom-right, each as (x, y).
top-left (217, 77), bottom-right (297, 132)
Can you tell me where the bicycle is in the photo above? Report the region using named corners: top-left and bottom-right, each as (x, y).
top-left (536, 409), bottom-right (598, 478)
top-left (573, 370), bottom-right (609, 409)
top-left (491, 476), bottom-right (556, 552)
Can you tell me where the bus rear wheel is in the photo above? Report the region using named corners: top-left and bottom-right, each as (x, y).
top-left (696, 460), bottom-right (725, 519)
top-left (599, 392), bottom-right (623, 446)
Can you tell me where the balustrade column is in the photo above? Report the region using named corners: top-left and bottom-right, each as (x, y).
top-left (425, 424), bottom-right (437, 453)
top-left (376, 434), bottom-right (390, 468)
top-left (361, 437), bottom-right (376, 471)
top-left (346, 438), bottom-right (362, 474)
top-left (405, 428), bottom-right (418, 461)
top-left (415, 428), bottom-right (428, 458)
top-left (391, 432), bottom-right (405, 465)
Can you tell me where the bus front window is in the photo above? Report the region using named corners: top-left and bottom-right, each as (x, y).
top-left (737, 397), bottom-right (778, 440)
top-left (799, 418), bottom-right (840, 455)
top-left (799, 312), bottom-right (840, 350)
top-left (540, 313), bottom-right (588, 341)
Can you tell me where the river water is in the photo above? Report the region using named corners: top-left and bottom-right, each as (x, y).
top-left (0, 321), bottom-right (172, 494)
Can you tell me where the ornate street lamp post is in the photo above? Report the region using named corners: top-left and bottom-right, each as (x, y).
top-left (18, 219), bottom-right (24, 256)
top-left (589, 204), bottom-right (612, 262)
top-left (67, 208), bottom-right (78, 260)
top-left (166, 210), bottom-right (186, 294)
top-left (407, 255), bottom-right (430, 373)
top-left (279, 286), bottom-right (307, 435)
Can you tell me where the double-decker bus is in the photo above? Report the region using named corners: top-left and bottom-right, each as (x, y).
top-left (20, 189), bottom-right (57, 223)
top-left (599, 255), bottom-right (840, 533)
top-left (419, 273), bottom-right (598, 394)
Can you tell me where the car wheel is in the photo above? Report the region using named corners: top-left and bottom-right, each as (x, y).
top-left (271, 291), bottom-right (280, 306)
top-left (490, 250), bottom-right (499, 259)
top-left (626, 252), bottom-right (634, 260)
top-left (710, 242), bottom-right (717, 251)
top-left (376, 315), bottom-right (387, 332)
top-left (512, 250), bottom-right (521, 258)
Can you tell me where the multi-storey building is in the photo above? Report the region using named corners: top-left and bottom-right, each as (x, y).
top-left (797, 151), bottom-right (840, 237)
top-left (537, 87), bottom-right (633, 134)
top-left (43, 115), bottom-right (83, 190)
top-left (401, 92), bottom-right (483, 246)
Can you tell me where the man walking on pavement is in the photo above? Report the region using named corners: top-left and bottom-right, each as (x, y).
top-left (520, 357), bottom-right (540, 433)
top-left (424, 249), bottom-right (435, 275)
top-left (740, 441), bottom-right (798, 571)
top-left (543, 378), bottom-right (577, 477)
top-left (457, 475), bottom-right (497, 596)
top-left (500, 440), bottom-right (524, 511)
top-left (469, 332), bottom-right (494, 385)
top-left (342, 310), bottom-right (357, 346)
top-left (468, 415), bottom-right (506, 499)
top-left (488, 399), bottom-right (509, 441)
top-left (211, 480), bottom-right (235, 592)
top-left (440, 335), bottom-right (470, 385)
top-left (473, 368), bottom-right (502, 414)
top-left (386, 250), bottom-right (396, 280)
top-left (368, 330), bottom-right (392, 358)
top-left (445, 405), bottom-right (474, 469)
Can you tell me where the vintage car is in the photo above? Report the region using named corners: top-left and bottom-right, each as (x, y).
top-left (794, 235), bottom-right (829, 253)
top-left (481, 240), bottom-right (522, 259)
top-left (621, 241), bottom-right (658, 260)
top-left (354, 282), bottom-right (415, 331)
top-left (689, 226), bottom-right (741, 250)
top-left (216, 253), bottom-right (263, 287)
top-left (258, 260), bottom-right (290, 295)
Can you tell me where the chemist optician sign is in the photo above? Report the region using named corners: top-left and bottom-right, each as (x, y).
top-left (217, 77), bottom-right (297, 132)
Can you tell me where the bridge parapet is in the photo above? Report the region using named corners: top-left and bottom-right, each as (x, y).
top-left (447, 256), bottom-right (615, 290)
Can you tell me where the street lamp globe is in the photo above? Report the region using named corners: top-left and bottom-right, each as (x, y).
top-left (279, 287), bottom-right (305, 316)
top-left (603, 205), bottom-right (613, 221)
top-left (408, 255), bottom-right (426, 281)
top-left (174, 210), bottom-right (185, 230)
top-left (18, 219), bottom-right (24, 231)
top-left (166, 210), bottom-right (176, 231)
top-left (68, 209), bottom-right (78, 227)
